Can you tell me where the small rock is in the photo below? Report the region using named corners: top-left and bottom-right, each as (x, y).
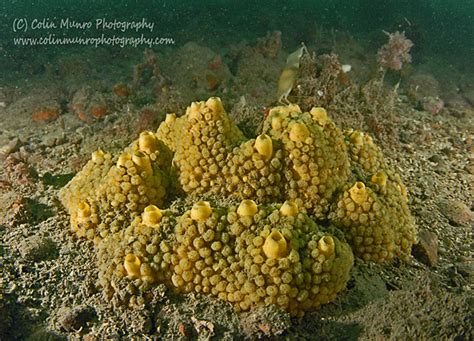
top-left (191, 316), bottom-right (215, 338)
top-left (406, 73), bottom-right (440, 102)
top-left (9, 196), bottom-right (31, 225)
top-left (69, 133), bottom-right (82, 145)
top-left (456, 257), bottom-right (473, 281)
top-left (438, 199), bottom-right (473, 225)
top-left (421, 96), bottom-right (444, 114)
top-left (465, 163), bottom-right (474, 175)
top-left (75, 126), bottom-right (91, 137)
top-left (0, 138), bottom-right (19, 161)
top-left (241, 304), bottom-right (291, 338)
top-left (18, 235), bottom-right (58, 262)
top-left (440, 146), bottom-right (454, 156)
top-left (412, 229), bottom-right (438, 266)
top-left (43, 131), bottom-right (66, 147)
top-left (428, 154), bottom-right (441, 163)
top-left (433, 161), bottom-right (448, 174)
top-left (103, 112), bottom-right (118, 125)
top-left (449, 107), bottom-right (467, 118)
top-left (59, 306), bottom-right (96, 332)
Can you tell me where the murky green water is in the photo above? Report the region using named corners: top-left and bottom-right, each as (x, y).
top-left (1, 1), bottom-right (473, 74)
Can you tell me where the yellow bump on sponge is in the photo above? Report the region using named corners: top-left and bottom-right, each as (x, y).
top-left (318, 236), bottom-right (335, 257)
top-left (263, 229), bottom-right (288, 259)
top-left (270, 114), bottom-right (284, 131)
top-left (138, 131), bottom-right (158, 154)
top-left (186, 101), bottom-right (204, 120)
top-left (280, 200), bottom-right (299, 216)
top-left (190, 201), bottom-right (213, 221)
top-left (206, 97), bottom-right (225, 114)
top-left (237, 199), bottom-right (258, 216)
top-left (132, 151), bottom-right (153, 175)
top-left (117, 152), bottom-right (131, 168)
top-left (289, 122), bottom-right (310, 143)
top-left (76, 202), bottom-right (91, 221)
top-left (348, 130), bottom-right (364, 146)
top-left (165, 113), bottom-right (176, 124)
top-left (269, 103), bottom-right (301, 118)
top-left (254, 134), bottom-right (273, 161)
top-left (371, 171), bottom-right (387, 188)
top-left (310, 107), bottom-right (329, 126)
top-left (142, 205), bottom-right (163, 227)
top-left (349, 182), bottom-right (369, 205)
top-left (91, 149), bottom-right (106, 164)
top-left (124, 253), bottom-right (141, 278)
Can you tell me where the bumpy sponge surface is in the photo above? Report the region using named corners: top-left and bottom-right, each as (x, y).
top-left (60, 97), bottom-right (416, 315)
top-left (96, 201), bottom-right (353, 316)
top-left (329, 130), bottom-right (417, 262)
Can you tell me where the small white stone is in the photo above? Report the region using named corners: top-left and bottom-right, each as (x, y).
top-left (341, 64), bottom-right (352, 73)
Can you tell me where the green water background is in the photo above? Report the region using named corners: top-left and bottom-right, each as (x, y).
top-left (1, 0), bottom-right (473, 74)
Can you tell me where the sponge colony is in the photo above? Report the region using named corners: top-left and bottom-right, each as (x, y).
top-left (97, 200), bottom-right (353, 316)
top-left (60, 97), bottom-right (417, 315)
top-left (328, 130), bottom-right (417, 262)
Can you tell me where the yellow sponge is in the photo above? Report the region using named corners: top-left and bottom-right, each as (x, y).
top-left (61, 97), bottom-right (416, 316)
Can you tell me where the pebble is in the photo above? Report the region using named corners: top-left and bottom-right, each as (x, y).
top-left (433, 161), bottom-right (448, 173)
top-left (438, 199), bottom-right (473, 226)
top-left (104, 112), bottom-right (118, 125)
top-left (9, 196), bottom-right (31, 225)
top-left (75, 126), bottom-right (91, 138)
top-left (69, 133), bottom-right (83, 145)
top-left (449, 108), bottom-right (466, 119)
top-left (59, 306), bottom-right (96, 332)
top-left (456, 257), bottom-right (473, 281)
top-left (412, 229), bottom-right (438, 266)
top-left (464, 163), bottom-right (474, 174)
top-left (240, 304), bottom-right (291, 338)
top-left (191, 316), bottom-right (215, 338)
top-left (18, 235), bottom-right (58, 262)
top-left (428, 154), bottom-right (441, 163)
top-left (0, 138), bottom-right (19, 161)
top-left (43, 132), bottom-right (66, 147)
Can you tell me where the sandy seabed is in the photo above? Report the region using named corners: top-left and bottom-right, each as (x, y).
top-left (0, 32), bottom-right (472, 340)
